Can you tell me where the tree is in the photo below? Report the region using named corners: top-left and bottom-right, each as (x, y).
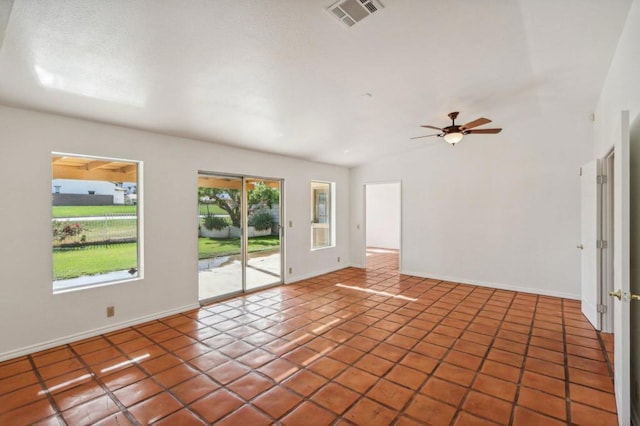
top-left (198, 181), bottom-right (279, 228)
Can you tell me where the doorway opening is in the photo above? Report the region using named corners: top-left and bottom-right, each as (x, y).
top-left (197, 173), bottom-right (283, 303)
top-left (365, 182), bottom-right (401, 272)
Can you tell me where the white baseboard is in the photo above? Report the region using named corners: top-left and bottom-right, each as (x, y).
top-left (0, 303), bottom-right (200, 362)
top-left (285, 265), bottom-right (350, 284)
top-left (401, 270), bottom-right (580, 300)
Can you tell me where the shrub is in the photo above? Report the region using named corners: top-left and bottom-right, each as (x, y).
top-left (203, 214), bottom-right (229, 231)
top-left (248, 212), bottom-right (273, 231)
top-left (53, 221), bottom-right (87, 242)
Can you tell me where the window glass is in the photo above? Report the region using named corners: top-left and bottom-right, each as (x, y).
top-left (311, 181), bottom-right (334, 249)
top-left (52, 154), bottom-right (140, 292)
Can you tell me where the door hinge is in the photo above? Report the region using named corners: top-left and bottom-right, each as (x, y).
top-left (597, 175), bottom-right (607, 184)
top-left (597, 304), bottom-right (607, 314)
top-left (596, 240), bottom-right (608, 249)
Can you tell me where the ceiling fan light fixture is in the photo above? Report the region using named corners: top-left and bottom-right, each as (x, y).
top-left (443, 132), bottom-right (463, 145)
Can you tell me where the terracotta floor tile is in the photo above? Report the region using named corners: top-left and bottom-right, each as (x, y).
top-left (113, 377), bottom-right (162, 407)
top-left (252, 386), bottom-right (303, 418)
top-left (0, 399), bottom-right (56, 425)
top-left (61, 394), bottom-right (120, 425)
top-left (308, 357), bottom-right (348, 379)
top-left (170, 375), bottom-right (219, 404)
top-left (256, 358), bottom-right (299, 383)
top-left (512, 406), bottom-right (566, 426)
top-left (153, 408), bottom-right (206, 425)
top-left (282, 370), bottom-right (327, 397)
top-left (366, 379), bottom-right (413, 410)
top-left (343, 397), bottom-right (397, 425)
top-left (384, 364), bottom-right (427, 390)
top-left (434, 362), bottom-right (476, 387)
top-left (472, 373), bottom-right (517, 402)
top-left (517, 387), bottom-right (567, 421)
top-left (421, 376), bottom-right (467, 406)
top-left (445, 350), bottom-right (484, 371)
top-left (190, 389), bottom-right (244, 423)
top-left (405, 394), bottom-right (457, 425)
top-left (0, 251), bottom-right (619, 425)
top-left (206, 360), bottom-right (250, 385)
top-left (335, 367), bottom-right (378, 393)
top-left (524, 357), bottom-right (565, 380)
top-left (102, 366), bottom-right (147, 391)
top-left (312, 383), bottom-right (360, 415)
top-left (327, 345), bottom-right (365, 364)
top-left (454, 411), bottom-right (501, 426)
top-left (570, 402), bottom-right (619, 426)
top-left (569, 383), bottom-right (616, 413)
top-left (92, 412), bottom-right (134, 426)
top-left (129, 392), bottom-right (182, 424)
top-left (227, 372), bottom-right (274, 400)
top-left (235, 348), bottom-right (276, 369)
top-left (568, 367), bottom-right (614, 392)
top-left (0, 370), bottom-right (39, 395)
top-left (355, 354), bottom-right (395, 376)
top-left (462, 391), bottom-right (513, 424)
top-left (52, 380), bottom-right (105, 411)
top-left (217, 405), bottom-right (272, 425)
top-left (521, 370), bottom-right (566, 398)
top-left (281, 401), bottom-right (337, 426)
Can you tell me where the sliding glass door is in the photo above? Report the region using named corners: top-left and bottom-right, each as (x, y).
top-left (246, 178), bottom-right (282, 291)
top-left (197, 173), bottom-right (282, 302)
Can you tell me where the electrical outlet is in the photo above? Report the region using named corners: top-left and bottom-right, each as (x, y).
top-left (106, 306), bottom-right (115, 317)
top-left (337, 257), bottom-right (341, 263)
top-left (288, 267), bottom-right (292, 274)
top-left (289, 220), bottom-right (293, 227)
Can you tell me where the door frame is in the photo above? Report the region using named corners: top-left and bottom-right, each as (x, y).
top-left (601, 147), bottom-right (615, 333)
top-left (363, 181), bottom-right (402, 270)
top-left (197, 171), bottom-right (284, 304)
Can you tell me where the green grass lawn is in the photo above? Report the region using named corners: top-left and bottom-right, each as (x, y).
top-left (198, 236), bottom-right (280, 259)
top-left (53, 236), bottom-right (280, 279)
top-left (53, 243), bottom-right (138, 280)
top-left (53, 204), bottom-right (224, 217)
top-left (52, 205), bottom-right (137, 217)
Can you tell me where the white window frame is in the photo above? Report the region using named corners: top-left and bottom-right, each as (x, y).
top-left (51, 152), bottom-right (143, 293)
top-left (311, 180), bottom-right (336, 250)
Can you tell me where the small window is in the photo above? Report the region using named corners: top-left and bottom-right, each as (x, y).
top-left (311, 181), bottom-right (335, 249)
top-left (52, 153), bottom-right (141, 292)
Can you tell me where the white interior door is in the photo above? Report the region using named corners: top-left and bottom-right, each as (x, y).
top-left (612, 110), bottom-right (630, 425)
top-left (580, 159), bottom-right (601, 330)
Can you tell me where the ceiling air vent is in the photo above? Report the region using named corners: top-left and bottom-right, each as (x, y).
top-left (327, 0), bottom-right (384, 28)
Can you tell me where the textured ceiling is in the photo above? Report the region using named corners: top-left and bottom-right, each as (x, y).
top-left (0, 0), bottom-right (632, 166)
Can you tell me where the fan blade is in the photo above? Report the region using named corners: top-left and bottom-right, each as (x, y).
top-left (410, 134), bottom-right (440, 140)
top-left (466, 128), bottom-right (502, 134)
top-left (420, 125), bottom-right (444, 131)
top-left (460, 118), bottom-right (491, 130)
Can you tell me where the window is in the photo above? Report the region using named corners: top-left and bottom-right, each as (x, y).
top-left (52, 153), bottom-right (141, 292)
top-left (311, 181), bottom-right (335, 249)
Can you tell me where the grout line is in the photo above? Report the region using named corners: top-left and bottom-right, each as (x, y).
top-left (26, 354), bottom-right (68, 425)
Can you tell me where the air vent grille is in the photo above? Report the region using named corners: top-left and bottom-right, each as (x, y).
top-left (326, 0), bottom-right (384, 28)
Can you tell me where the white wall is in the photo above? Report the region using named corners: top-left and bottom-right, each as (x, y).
top-left (350, 111), bottom-right (592, 299)
top-left (366, 183), bottom-right (400, 250)
top-left (593, 0), bottom-right (640, 422)
top-left (0, 105), bottom-right (350, 360)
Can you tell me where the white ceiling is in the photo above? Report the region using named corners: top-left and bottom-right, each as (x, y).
top-left (0, 0), bottom-right (632, 167)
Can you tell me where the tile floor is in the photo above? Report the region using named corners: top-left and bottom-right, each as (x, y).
top-left (0, 249), bottom-right (618, 425)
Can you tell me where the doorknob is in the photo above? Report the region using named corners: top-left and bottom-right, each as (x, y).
top-left (609, 290), bottom-right (640, 301)
top-left (632, 294), bottom-right (640, 301)
top-left (577, 244), bottom-right (584, 250)
top-left (609, 290), bottom-right (621, 300)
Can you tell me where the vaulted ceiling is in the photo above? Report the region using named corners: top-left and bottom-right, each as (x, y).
top-left (0, 0), bottom-right (632, 166)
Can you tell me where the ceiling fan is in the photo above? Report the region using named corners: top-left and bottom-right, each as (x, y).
top-left (411, 111), bottom-right (502, 146)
